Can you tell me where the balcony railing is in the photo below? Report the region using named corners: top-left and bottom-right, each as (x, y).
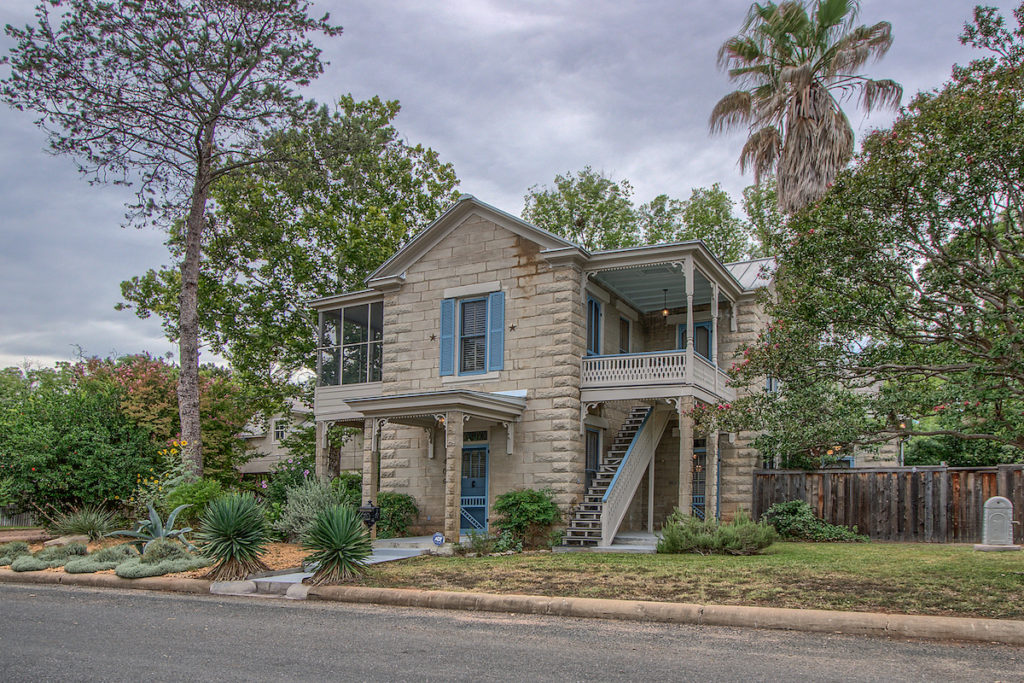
top-left (581, 350), bottom-right (734, 399)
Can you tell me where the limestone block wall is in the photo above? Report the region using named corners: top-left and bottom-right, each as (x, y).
top-left (372, 216), bottom-right (587, 529)
top-left (716, 294), bottom-right (768, 519)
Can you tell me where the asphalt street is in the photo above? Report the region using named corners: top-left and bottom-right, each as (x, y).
top-left (0, 583), bottom-right (1021, 682)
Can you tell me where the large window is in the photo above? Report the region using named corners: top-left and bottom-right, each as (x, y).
top-left (618, 317), bottom-right (630, 354)
top-left (460, 298), bottom-right (488, 374)
top-left (318, 302), bottom-right (383, 386)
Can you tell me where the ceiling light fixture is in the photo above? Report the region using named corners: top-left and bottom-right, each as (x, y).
top-left (662, 289), bottom-right (669, 317)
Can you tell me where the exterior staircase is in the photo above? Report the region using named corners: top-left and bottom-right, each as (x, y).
top-left (563, 405), bottom-right (652, 547)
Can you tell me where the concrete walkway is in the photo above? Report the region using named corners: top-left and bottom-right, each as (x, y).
top-left (251, 540), bottom-right (428, 594)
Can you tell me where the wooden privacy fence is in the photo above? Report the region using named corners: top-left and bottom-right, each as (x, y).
top-left (0, 506), bottom-right (34, 528)
top-left (752, 465), bottom-right (1024, 543)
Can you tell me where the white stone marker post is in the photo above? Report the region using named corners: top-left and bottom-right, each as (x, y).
top-left (974, 496), bottom-right (1021, 551)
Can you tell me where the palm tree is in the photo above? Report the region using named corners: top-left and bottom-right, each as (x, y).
top-left (710, 1), bottom-right (901, 213)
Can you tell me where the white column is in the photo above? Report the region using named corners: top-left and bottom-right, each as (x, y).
top-left (712, 281), bottom-right (720, 393)
top-left (647, 454), bottom-right (655, 532)
top-left (362, 418), bottom-right (379, 540)
top-left (684, 256), bottom-right (694, 384)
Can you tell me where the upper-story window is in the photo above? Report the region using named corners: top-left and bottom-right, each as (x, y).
top-left (618, 317), bottom-right (630, 354)
top-left (459, 298), bottom-right (488, 373)
top-left (677, 321), bottom-right (713, 361)
top-left (586, 297), bottom-right (601, 355)
top-left (318, 301), bottom-right (383, 386)
top-left (440, 292), bottom-right (504, 377)
top-left (272, 419), bottom-right (289, 442)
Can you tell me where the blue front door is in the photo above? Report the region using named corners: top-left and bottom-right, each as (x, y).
top-left (460, 445), bottom-right (488, 531)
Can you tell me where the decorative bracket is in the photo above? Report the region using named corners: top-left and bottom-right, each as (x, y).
top-left (373, 417), bottom-right (390, 451)
top-left (580, 402), bottom-right (602, 434)
top-left (501, 421), bottom-right (515, 453)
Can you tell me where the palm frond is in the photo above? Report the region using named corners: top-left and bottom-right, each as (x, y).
top-left (859, 77), bottom-right (902, 112)
top-left (710, 90), bottom-right (753, 133)
top-left (739, 126), bottom-right (782, 182)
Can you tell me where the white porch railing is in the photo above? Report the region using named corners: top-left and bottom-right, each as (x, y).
top-left (581, 350), bottom-right (688, 388)
top-left (599, 408), bottom-right (671, 546)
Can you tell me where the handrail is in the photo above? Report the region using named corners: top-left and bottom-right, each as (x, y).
top-left (598, 408), bottom-right (670, 546)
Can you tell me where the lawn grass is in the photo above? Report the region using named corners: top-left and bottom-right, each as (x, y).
top-left (359, 542), bottom-right (1024, 620)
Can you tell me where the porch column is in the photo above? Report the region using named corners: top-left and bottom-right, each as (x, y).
top-left (443, 410), bottom-right (465, 543)
top-left (314, 420), bottom-right (328, 480)
top-left (677, 396), bottom-right (694, 515)
top-left (711, 282), bottom-right (720, 394)
top-left (707, 430), bottom-right (719, 520)
top-left (684, 256), bottom-right (695, 383)
top-left (647, 453), bottom-right (655, 532)
top-left (362, 418), bottom-right (379, 540)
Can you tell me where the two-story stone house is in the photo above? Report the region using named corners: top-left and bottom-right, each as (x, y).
top-left (311, 195), bottom-right (773, 546)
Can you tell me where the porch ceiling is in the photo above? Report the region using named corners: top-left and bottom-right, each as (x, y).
top-left (344, 389), bottom-right (526, 424)
top-left (592, 265), bottom-right (715, 313)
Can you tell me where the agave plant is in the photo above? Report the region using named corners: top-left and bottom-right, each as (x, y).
top-left (196, 493), bottom-right (271, 581)
top-left (302, 504), bottom-right (373, 586)
top-left (106, 504), bottom-right (193, 554)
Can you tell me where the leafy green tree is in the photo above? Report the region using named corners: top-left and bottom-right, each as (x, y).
top-left (711, 0), bottom-right (901, 213)
top-left (2, 0), bottom-right (341, 475)
top-left (723, 4), bottom-right (1024, 461)
top-left (120, 97), bottom-right (459, 398)
top-left (742, 178), bottom-right (785, 256)
top-left (522, 167), bottom-right (640, 250)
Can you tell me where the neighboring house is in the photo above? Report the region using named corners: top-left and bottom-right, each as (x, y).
top-left (310, 195), bottom-right (776, 546)
top-left (238, 405), bottom-right (311, 475)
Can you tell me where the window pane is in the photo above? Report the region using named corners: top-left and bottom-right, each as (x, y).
top-left (461, 299), bottom-right (486, 336)
top-left (342, 344), bottom-right (367, 384)
top-left (696, 326), bottom-right (710, 358)
top-left (320, 310), bottom-right (340, 347)
top-left (318, 347), bottom-right (340, 386)
top-left (343, 304), bottom-right (369, 345)
top-left (369, 341), bottom-right (382, 382)
top-left (370, 301), bottom-right (383, 341)
top-left (618, 318), bottom-right (629, 354)
top-left (460, 336), bottom-right (486, 373)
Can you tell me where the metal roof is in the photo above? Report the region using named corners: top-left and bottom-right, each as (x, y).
top-left (725, 258), bottom-right (775, 290)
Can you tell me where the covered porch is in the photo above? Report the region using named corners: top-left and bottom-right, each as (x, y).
top-left (581, 247), bottom-right (742, 407)
top-left (344, 390), bottom-right (526, 543)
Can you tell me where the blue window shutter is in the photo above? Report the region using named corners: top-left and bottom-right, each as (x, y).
top-left (487, 291), bottom-right (505, 372)
top-left (440, 298), bottom-right (455, 376)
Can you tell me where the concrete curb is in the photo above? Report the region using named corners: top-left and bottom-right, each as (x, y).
top-left (210, 580), bottom-right (257, 596)
top-left (0, 568), bottom-right (211, 594)
top-left (305, 585), bottom-right (1024, 646)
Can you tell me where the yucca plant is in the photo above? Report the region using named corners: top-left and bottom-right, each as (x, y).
top-left (302, 504), bottom-right (373, 585)
top-left (51, 504), bottom-right (118, 541)
top-left (196, 493), bottom-right (270, 581)
top-left (106, 504), bottom-right (193, 553)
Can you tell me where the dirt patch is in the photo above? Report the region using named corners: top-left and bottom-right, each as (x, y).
top-left (0, 529), bottom-right (51, 544)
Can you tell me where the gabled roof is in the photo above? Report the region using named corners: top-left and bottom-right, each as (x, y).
top-left (365, 195), bottom-right (577, 287)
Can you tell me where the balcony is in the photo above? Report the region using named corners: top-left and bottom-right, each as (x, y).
top-left (580, 351), bottom-right (735, 403)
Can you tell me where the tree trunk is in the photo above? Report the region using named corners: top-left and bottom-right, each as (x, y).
top-left (177, 125), bottom-right (215, 477)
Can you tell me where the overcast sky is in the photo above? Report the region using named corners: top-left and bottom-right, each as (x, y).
top-left (0, 0), bottom-right (1012, 369)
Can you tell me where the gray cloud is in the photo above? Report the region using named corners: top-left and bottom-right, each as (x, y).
top-left (0, 0), bottom-right (1013, 368)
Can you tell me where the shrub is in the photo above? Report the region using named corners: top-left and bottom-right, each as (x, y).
top-left (106, 504), bottom-right (194, 553)
top-left (260, 455), bottom-right (315, 508)
top-left (64, 543), bottom-right (136, 573)
top-left (114, 554), bottom-right (211, 579)
top-left (0, 541), bottom-right (30, 566)
top-left (657, 510), bottom-right (776, 555)
top-left (272, 478), bottom-right (350, 542)
top-left (302, 504), bottom-right (373, 585)
top-left (50, 504), bottom-right (118, 541)
top-left (197, 493), bottom-right (271, 581)
top-left (10, 542), bottom-right (88, 571)
top-left (376, 492), bottom-right (418, 539)
top-left (464, 531), bottom-right (497, 555)
top-left (140, 538), bottom-right (192, 564)
top-left (164, 478), bottom-right (223, 527)
top-left (492, 488), bottom-right (560, 548)
top-left (333, 471), bottom-right (362, 508)
top-left (761, 500), bottom-right (868, 542)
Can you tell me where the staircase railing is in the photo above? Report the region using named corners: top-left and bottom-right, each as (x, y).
top-left (599, 407), bottom-right (670, 546)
